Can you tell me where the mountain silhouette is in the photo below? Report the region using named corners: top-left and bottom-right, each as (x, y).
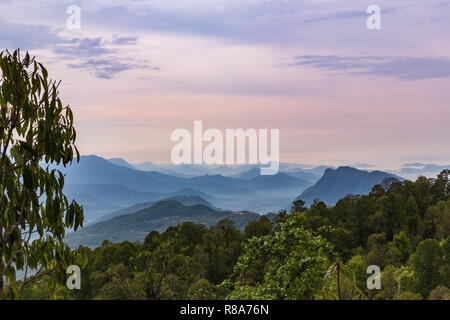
top-left (295, 166), bottom-right (402, 206)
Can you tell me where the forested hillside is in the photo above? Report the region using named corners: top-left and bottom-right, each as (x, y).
top-left (64, 200), bottom-right (263, 248)
top-left (20, 170), bottom-right (449, 300)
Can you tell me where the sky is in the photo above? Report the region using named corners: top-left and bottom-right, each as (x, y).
top-left (1, 0), bottom-right (449, 169)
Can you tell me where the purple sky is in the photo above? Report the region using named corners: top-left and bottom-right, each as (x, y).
top-left (1, 0), bottom-right (449, 168)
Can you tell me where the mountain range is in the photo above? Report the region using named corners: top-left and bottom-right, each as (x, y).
top-left (59, 155), bottom-right (413, 221)
top-left (60, 155), bottom-right (314, 219)
top-left (59, 155), bottom-right (416, 248)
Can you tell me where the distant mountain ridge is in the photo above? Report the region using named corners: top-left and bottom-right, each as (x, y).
top-left (96, 195), bottom-right (221, 223)
top-left (295, 166), bottom-right (402, 206)
top-left (62, 155), bottom-right (410, 220)
top-left (60, 155), bottom-right (314, 216)
top-left (107, 158), bottom-right (136, 170)
top-left (57, 155), bottom-right (185, 192)
top-left (60, 156), bottom-right (414, 249)
top-left (63, 155), bottom-right (310, 193)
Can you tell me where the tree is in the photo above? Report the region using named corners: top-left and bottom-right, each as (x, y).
top-left (322, 260), bottom-right (363, 300)
top-left (188, 278), bottom-right (215, 300)
top-left (423, 200), bottom-right (450, 240)
top-left (387, 231), bottom-right (412, 266)
top-left (413, 239), bottom-right (443, 298)
top-left (226, 213), bottom-right (333, 299)
top-left (441, 236), bottom-right (450, 288)
top-left (95, 263), bottom-right (144, 300)
top-left (347, 254), bottom-right (368, 295)
top-left (134, 238), bottom-right (175, 300)
top-left (377, 193), bottom-right (406, 241)
top-left (366, 233), bottom-right (388, 268)
top-left (430, 170), bottom-right (449, 202)
top-left (271, 210), bottom-right (288, 232)
top-left (0, 50), bottom-right (84, 298)
top-left (405, 196), bottom-right (420, 242)
top-left (291, 199), bottom-right (307, 213)
top-left (212, 218), bottom-right (240, 250)
top-left (244, 216), bottom-right (273, 239)
top-left (373, 266), bottom-right (398, 300)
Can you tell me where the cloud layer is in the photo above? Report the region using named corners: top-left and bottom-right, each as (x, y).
top-left (0, 0), bottom-right (449, 165)
top-left (292, 55), bottom-right (450, 80)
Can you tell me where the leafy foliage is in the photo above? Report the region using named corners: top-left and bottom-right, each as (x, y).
top-left (225, 213), bottom-right (332, 299)
top-left (0, 50), bottom-right (85, 299)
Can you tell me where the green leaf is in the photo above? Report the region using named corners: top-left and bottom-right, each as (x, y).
top-left (23, 166), bottom-right (33, 190)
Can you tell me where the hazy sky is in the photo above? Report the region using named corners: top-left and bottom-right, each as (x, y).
top-left (1, 0), bottom-right (449, 168)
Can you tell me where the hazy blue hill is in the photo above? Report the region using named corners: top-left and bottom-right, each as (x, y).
top-left (136, 163), bottom-right (220, 176)
top-left (58, 155), bottom-right (185, 192)
top-left (61, 156), bottom-right (251, 195)
top-left (127, 159), bottom-right (335, 179)
top-left (58, 155), bottom-right (334, 214)
top-left (296, 166), bottom-right (401, 206)
top-left (133, 161), bottom-right (162, 172)
top-left (64, 184), bottom-right (169, 223)
top-left (64, 184), bottom-right (166, 206)
top-left (282, 170), bottom-right (322, 184)
top-left (95, 195), bottom-right (220, 223)
top-left (62, 156), bottom-right (324, 196)
top-left (163, 195), bottom-right (220, 210)
top-left (234, 167), bottom-right (260, 180)
top-left (307, 165), bottom-right (335, 176)
top-left (65, 183), bottom-right (219, 223)
top-left (284, 165), bottom-right (333, 178)
top-left (244, 172), bottom-right (311, 191)
top-left (65, 200), bottom-right (261, 248)
top-left (170, 188), bottom-right (216, 202)
top-left (187, 174), bottom-right (242, 185)
top-left (107, 158), bottom-right (136, 169)
top-left (236, 166), bottom-right (324, 185)
top-left (184, 174), bottom-right (252, 195)
top-left (95, 200), bottom-right (157, 223)
top-left (168, 164), bottom-right (254, 177)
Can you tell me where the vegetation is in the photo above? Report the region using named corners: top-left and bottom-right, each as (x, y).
top-left (17, 170), bottom-right (450, 300)
top-left (0, 50), bottom-right (85, 299)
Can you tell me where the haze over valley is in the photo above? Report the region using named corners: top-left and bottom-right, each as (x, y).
top-left (60, 155), bottom-right (448, 248)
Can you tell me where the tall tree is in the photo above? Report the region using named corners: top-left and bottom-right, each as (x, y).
top-left (0, 50), bottom-right (84, 298)
top-left (226, 212), bottom-right (333, 299)
top-left (413, 239), bottom-right (443, 298)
